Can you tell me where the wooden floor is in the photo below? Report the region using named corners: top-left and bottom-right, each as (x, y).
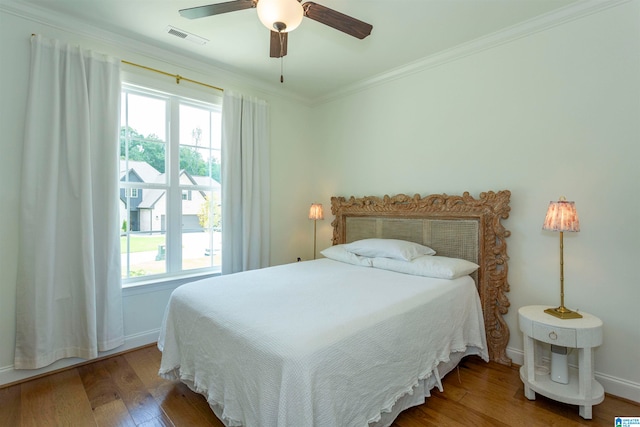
top-left (1, 345), bottom-right (637, 427)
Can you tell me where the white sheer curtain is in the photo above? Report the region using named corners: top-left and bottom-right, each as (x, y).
top-left (221, 90), bottom-right (270, 274)
top-left (14, 35), bottom-right (124, 369)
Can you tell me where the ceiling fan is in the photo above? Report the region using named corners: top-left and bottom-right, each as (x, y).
top-left (179, 0), bottom-right (373, 59)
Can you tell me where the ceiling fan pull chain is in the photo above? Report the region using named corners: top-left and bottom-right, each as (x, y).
top-left (280, 31), bottom-right (285, 83)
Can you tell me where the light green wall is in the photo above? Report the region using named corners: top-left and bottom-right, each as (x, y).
top-left (1, 0), bottom-right (638, 402)
top-left (308, 1), bottom-right (640, 400)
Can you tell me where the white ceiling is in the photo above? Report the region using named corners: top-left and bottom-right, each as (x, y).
top-left (10, 0), bottom-right (579, 101)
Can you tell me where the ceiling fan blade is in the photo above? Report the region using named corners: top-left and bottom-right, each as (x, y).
top-left (302, 2), bottom-right (372, 39)
top-left (270, 31), bottom-right (288, 58)
top-left (179, 0), bottom-right (256, 19)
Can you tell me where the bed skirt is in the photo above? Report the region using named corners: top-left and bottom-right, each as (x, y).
top-left (180, 346), bottom-right (485, 427)
top-left (370, 347), bottom-right (482, 427)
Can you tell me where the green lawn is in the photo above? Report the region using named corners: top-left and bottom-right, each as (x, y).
top-left (120, 235), bottom-right (165, 253)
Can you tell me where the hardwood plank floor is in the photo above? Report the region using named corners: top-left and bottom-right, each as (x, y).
top-left (1, 345), bottom-right (637, 427)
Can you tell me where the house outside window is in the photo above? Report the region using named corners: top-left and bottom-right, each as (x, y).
top-left (119, 83), bottom-right (222, 284)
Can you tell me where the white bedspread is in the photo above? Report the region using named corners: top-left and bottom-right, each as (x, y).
top-left (158, 259), bottom-right (488, 427)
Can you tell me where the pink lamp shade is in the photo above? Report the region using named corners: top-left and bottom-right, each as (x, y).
top-left (542, 197), bottom-right (580, 232)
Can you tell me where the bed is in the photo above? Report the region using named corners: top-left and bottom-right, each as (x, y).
top-left (158, 190), bottom-right (512, 427)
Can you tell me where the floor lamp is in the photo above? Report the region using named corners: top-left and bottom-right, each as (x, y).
top-left (309, 203), bottom-right (324, 259)
top-left (542, 196), bottom-right (582, 319)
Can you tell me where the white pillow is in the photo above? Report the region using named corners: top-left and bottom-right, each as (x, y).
top-left (344, 238), bottom-right (436, 261)
top-left (371, 255), bottom-right (479, 279)
top-left (320, 245), bottom-right (373, 267)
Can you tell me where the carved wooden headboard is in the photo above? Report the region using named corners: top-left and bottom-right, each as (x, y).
top-left (330, 190), bottom-right (512, 365)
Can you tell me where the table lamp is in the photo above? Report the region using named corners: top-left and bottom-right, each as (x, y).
top-left (542, 196), bottom-right (582, 319)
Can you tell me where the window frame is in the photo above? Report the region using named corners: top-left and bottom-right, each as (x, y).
top-left (119, 77), bottom-right (222, 287)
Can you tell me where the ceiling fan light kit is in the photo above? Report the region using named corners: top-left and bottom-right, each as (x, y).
top-left (257, 0), bottom-right (304, 32)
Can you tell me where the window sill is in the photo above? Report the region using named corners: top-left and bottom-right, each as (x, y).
top-left (122, 270), bottom-right (221, 296)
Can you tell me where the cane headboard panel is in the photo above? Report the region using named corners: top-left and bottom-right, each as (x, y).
top-left (330, 190), bottom-right (512, 365)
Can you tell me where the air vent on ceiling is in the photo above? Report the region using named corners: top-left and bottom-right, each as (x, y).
top-left (165, 25), bottom-right (208, 45)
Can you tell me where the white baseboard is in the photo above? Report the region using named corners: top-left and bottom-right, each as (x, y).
top-left (506, 346), bottom-right (639, 403)
top-left (507, 347), bottom-right (525, 367)
top-left (0, 329), bottom-right (160, 388)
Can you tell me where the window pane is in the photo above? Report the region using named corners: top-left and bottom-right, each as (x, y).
top-left (121, 92), bottom-right (167, 182)
top-left (182, 190), bottom-right (221, 271)
top-left (180, 104), bottom-right (221, 186)
top-left (120, 188), bottom-right (168, 278)
top-left (125, 93), bottom-right (167, 141)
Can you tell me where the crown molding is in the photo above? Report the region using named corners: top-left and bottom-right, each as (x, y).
top-left (0, 0), bottom-right (310, 106)
top-left (314, 0), bottom-right (631, 106)
top-left (1, 0), bottom-right (630, 106)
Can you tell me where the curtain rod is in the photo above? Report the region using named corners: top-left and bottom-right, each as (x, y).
top-left (121, 60), bottom-right (224, 93)
top-left (31, 33), bottom-right (223, 93)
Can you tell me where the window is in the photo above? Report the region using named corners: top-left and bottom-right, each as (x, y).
top-left (124, 188), bottom-right (139, 198)
top-left (119, 84), bottom-right (222, 283)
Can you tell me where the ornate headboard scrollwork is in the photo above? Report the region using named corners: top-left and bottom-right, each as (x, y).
top-left (330, 190), bottom-right (512, 365)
